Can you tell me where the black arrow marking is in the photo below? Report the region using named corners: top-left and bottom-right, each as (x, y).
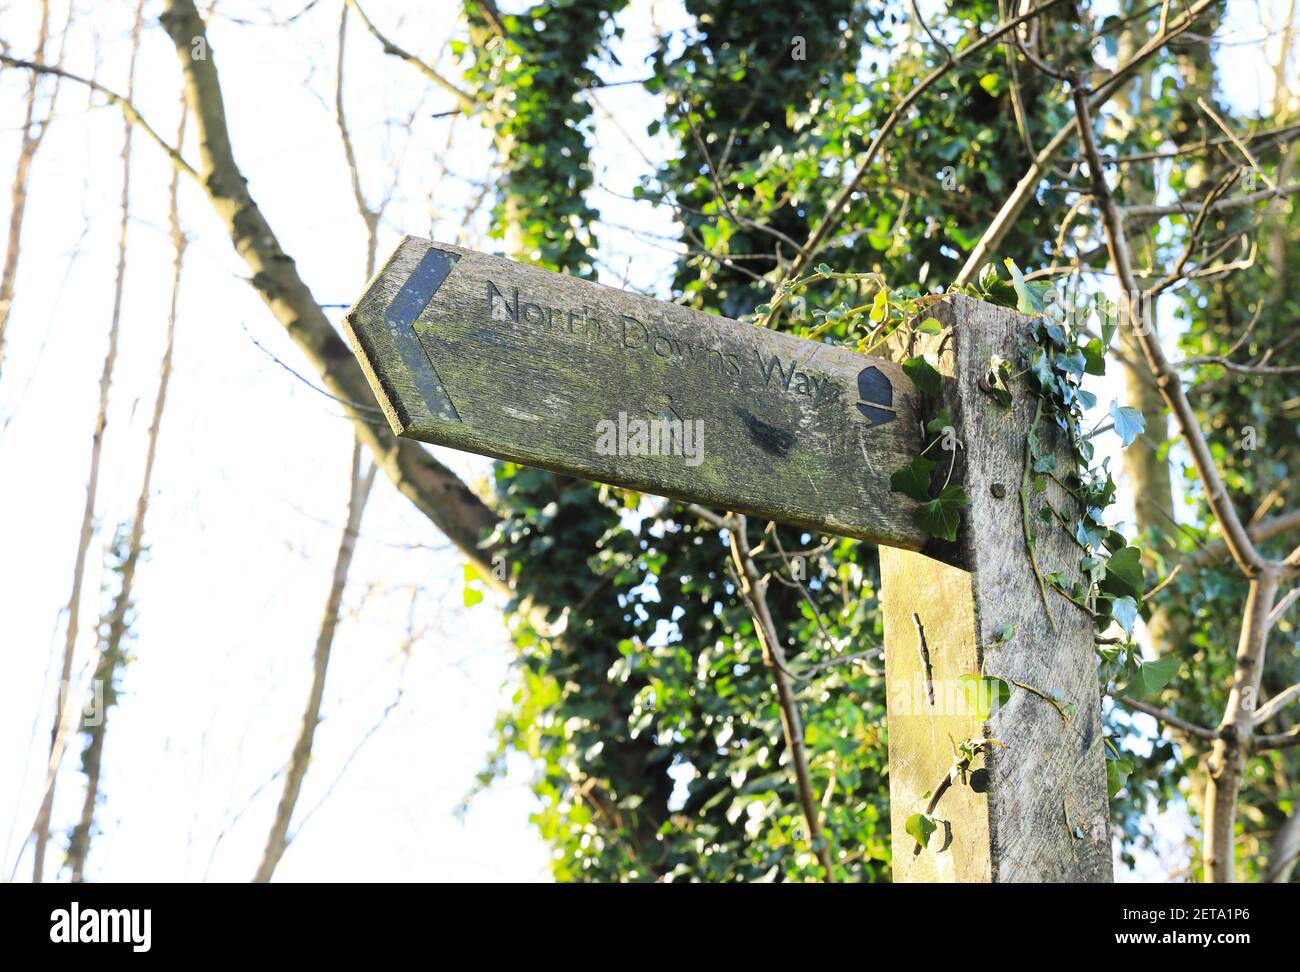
top-left (385, 247), bottom-right (462, 423)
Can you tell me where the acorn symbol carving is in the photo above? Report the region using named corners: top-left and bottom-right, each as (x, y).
top-left (855, 365), bottom-right (897, 428)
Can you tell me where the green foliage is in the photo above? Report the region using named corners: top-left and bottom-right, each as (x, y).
top-left (461, 0), bottom-right (626, 276)
top-left (473, 0), bottom-right (1287, 881)
top-left (914, 485), bottom-right (970, 543)
top-left (480, 467), bottom-right (893, 880)
top-left (959, 675), bottom-right (1012, 720)
top-left (905, 812), bottom-right (937, 849)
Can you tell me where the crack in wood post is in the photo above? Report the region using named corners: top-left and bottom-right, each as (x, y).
top-left (912, 612), bottom-right (935, 706)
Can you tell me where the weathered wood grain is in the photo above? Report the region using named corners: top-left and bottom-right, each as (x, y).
top-left (881, 296), bottom-right (1112, 882)
top-left (343, 236), bottom-right (930, 550)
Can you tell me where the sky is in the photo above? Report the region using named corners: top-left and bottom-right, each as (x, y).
top-left (0, 0), bottom-right (1291, 883)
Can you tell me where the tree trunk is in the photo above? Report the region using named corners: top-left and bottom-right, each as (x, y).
top-left (1202, 569), bottom-right (1281, 882)
top-left (31, 0), bottom-right (143, 882)
top-left (66, 96), bottom-right (188, 883)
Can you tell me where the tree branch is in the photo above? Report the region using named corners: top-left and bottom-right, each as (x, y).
top-left (716, 511), bottom-right (835, 880)
top-left (1114, 696), bottom-right (1219, 742)
top-left (1, 9), bottom-right (506, 583)
top-left (1264, 806), bottom-right (1300, 883)
top-left (345, 0), bottom-right (476, 111)
top-left (147, 0), bottom-right (504, 587)
top-left (1255, 725), bottom-right (1300, 751)
top-left (1119, 181), bottom-right (1300, 220)
top-left (1190, 508), bottom-right (1300, 568)
top-left (955, 0), bottom-right (1222, 286)
top-left (254, 438), bottom-right (376, 882)
top-left (1253, 681), bottom-right (1300, 727)
top-left (0, 53), bottom-right (197, 181)
top-left (1071, 76), bottom-right (1265, 576)
top-left (786, 0), bottom-right (1072, 280)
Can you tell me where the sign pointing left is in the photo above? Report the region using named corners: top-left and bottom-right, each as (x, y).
top-left (343, 237), bottom-right (930, 550)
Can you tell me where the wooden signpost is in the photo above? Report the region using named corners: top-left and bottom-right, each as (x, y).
top-left (343, 236), bottom-right (1112, 883)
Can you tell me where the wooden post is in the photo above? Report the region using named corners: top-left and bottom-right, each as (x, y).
top-left (879, 296), bottom-right (1112, 882)
top-left (344, 238), bottom-right (1112, 882)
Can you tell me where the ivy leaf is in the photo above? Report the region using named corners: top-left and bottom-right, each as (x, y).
top-left (1056, 347), bottom-right (1087, 377)
top-left (926, 407), bottom-right (952, 436)
top-left (1106, 756), bottom-right (1134, 799)
top-left (1111, 595), bottom-right (1139, 637)
top-left (1102, 529), bottom-right (1128, 554)
top-left (918, 317), bottom-right (943, 335)
top-left (1100, 545), bottom-right (1144, 598)
top-left (1028, 347), bottom-right (1054, 390)
top-left (1076, 519), bottom-right (1106, 549)
top-left (959, 674), bottom-right (1012, 718)
top-left (902, 354), bottom-right (943, 398)
top-left (1003, 258), bottom-right (1043, 314)
top-left (905, 812), bottom-right (937, 850)
top-left (1101, 309), bottom-right (1118, 348)
top-left (463, 586), bottom-right (484, 608)
top-left (869, 288), bottom-right (890, 323)
top-left (1082, 338), bottom-right (1107, 375)
top-left (890, 455), bottom-right (937, 502)
top-left (1108, 400), bottom-right (1146, 447)
top-left (914, 484), bottom-right (970, 541)
top-left (978, 263), bottom-right (1018, 307)
top-left (1126, 655), bottom-right (1179, 698)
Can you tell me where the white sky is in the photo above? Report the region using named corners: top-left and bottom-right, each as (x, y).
top-left (0, 0), bottom-right (1288, 883)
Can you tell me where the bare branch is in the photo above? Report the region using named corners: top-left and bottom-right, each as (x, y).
top-left (787, 0), bottom-right (1072, 280)
top-left (1147, 169), bottom-right (1239, 298)
top-left (254, 439), bottom-right (377, 882)
top-left (0, 0), bottom-right (63, 379)
top-left (724, 512), bottom-right (835, 880)
top-left (1255, 725), bottom-right (1300, 751)
top-left (1142, 563), bottom-right (1182, 603)
top-left (31, 0), bottom-right (145, 882)
top-left (68, 91), bottom-right (190, 885)
top-left (1197, 96), bottom-right (1277, 193)
top-left (1120, 181), bottom-right (1300, 220)
top-left (1173, 356), bottom-right (1300, 375)
top-left (1071, 78), bottom-right (1265, 576)
top-left (683, 502), bottom-right (738, 531)
top-left (0, 54), bottom-right (196, 181)
top-left (1253, 681), bottom-right (1300, 727)
top-left (344, 0), bottom-right (475, 111)
top-left (1191, 508), bottom-right (1300, 569)
top-left (1264, 808), bottom-right (1300, 883)
top-left (955, 0), bottom-right (1222, 286)
top-left (1114, 696), bottom-right (1219, 742)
